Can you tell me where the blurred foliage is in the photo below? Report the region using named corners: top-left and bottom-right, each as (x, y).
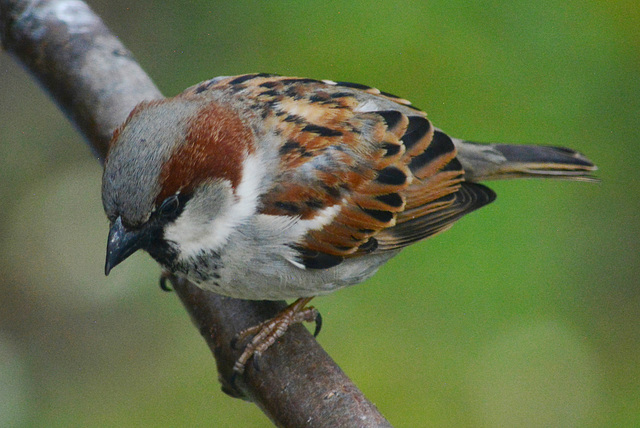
top-left (1, 0), bottom-right (638, 426)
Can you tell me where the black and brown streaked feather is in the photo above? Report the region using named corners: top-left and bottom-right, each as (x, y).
top-left (185, 74), bottom-right (494, 268)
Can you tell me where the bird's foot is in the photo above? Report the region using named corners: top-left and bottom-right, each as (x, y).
top-left (231, 297), bottom-right (322, 377)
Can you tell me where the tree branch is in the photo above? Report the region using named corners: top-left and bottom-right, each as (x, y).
top-left (0, 0), bottom-right (391, 426)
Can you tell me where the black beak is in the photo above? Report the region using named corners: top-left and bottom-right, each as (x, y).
top-left (105, 216), bottom-right (146, 275)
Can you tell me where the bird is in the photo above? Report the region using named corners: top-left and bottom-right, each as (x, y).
top-left (102, 73), bottom-right (597, 374)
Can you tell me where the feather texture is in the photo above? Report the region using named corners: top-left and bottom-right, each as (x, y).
top-left (181, 75), bottom-right (506, 267)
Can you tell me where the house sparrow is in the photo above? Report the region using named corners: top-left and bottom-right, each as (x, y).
top-left (102, 74), bottom-right (597, 374)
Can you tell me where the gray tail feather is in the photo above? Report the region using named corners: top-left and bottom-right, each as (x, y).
top-left (452, 139), bottom-right (598, 182)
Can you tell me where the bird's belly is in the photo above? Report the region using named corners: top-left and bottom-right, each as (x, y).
top-left (191, 249), bottom-right (400, 300)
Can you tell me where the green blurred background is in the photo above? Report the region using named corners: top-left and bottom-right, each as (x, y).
top-left (1, 0), bottom-right (638, 426)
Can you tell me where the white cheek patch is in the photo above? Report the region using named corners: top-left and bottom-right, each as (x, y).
top-left (164, 154), bottom-right (265, 259)
top-left (164, 197), bottom-right (233, 259)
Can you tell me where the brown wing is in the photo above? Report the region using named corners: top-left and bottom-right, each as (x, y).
top-left (375, 129), bottom-right (496, 250)
top-left (196, 74), bottom-right (494, 268)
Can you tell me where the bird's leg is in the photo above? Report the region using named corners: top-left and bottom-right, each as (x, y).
top-left (232, 297), bottom-right (321, 376)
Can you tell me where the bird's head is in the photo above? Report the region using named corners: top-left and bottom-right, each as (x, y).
top-left (101, 95), bottom-right (257, 275)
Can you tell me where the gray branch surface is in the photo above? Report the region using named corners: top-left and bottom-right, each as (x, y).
top-left (0, 0), bottom-right (392, 426)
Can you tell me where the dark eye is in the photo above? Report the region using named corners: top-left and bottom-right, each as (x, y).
top-left (158, 195), bottom-right (180, 218)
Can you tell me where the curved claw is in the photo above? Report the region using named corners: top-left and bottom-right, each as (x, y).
top-left (252, 352), bottom-right (262, 372)
top-left (159, 273), bottom-right (173, 292)
top-left (313, 311), bottom-right (323, 337)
